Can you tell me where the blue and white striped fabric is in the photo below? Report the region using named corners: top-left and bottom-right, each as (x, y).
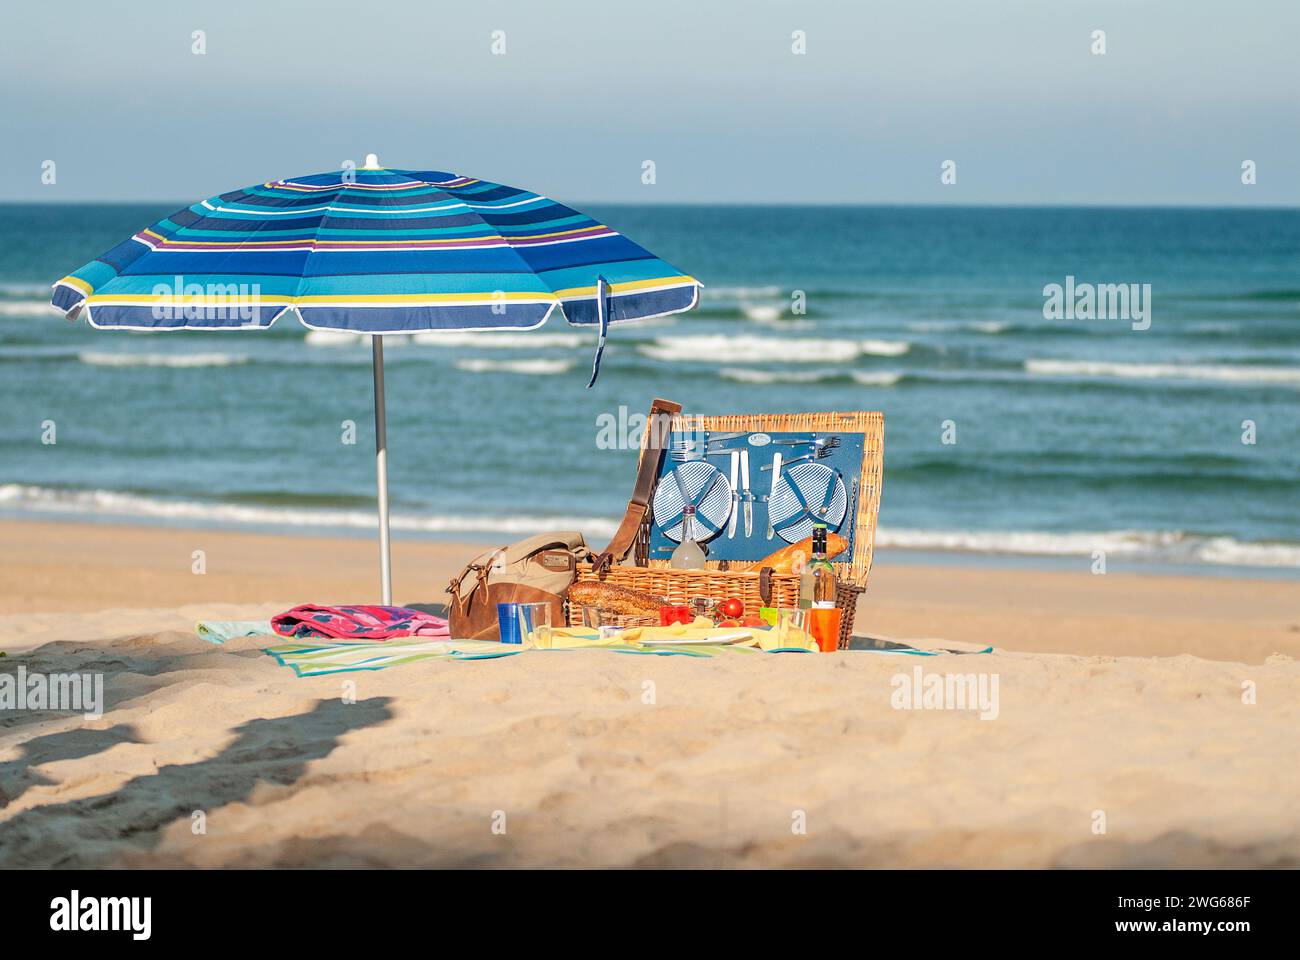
top-left (51, 167), bottom-right (701, 347)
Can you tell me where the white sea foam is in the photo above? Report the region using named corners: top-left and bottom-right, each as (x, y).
top-left (701, 285), bottom-right (783, 301)
top-left (0, 300), bottom-right (60, 317)
top-left (860, 339), bottom-right (911, 357)
top-left (0, 283), bottom-right (55, 297)
top-left (0, 484), bottom-right (620, 539)
top-left (1, 483), bottom-right (1293, 568)
top-left (639, 335), bottom-right (909, 364)
top-left (739, 303), bottom-right (784, 323)
top-left (454, 358), bottom-right (574, 375)
top-left (876, 527), bottom-right (1300, 567)
top-left (304, 330), bottom-right (365, 347)
top-left (303, 331), bottom-right (413, 347)
top-left (851, 371), bottom-right (904, 386)
top-left (908, 320), bottom-right (1009, 334)
top-left (1026, 359), bottom-right (1300, 385)
top-left (414, 331), bottom-right (589, 349)
top-left (718, 368), bottom-right (903, 386)
top-left (78, 351), bottom-right (249, 368)
top-left (720, 367), bottom-right (840, 384)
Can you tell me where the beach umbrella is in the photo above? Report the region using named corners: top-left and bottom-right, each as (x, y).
top-left (49, 155), bottom-right (700, 603)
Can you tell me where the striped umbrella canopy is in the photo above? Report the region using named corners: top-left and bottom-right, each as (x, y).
top-left (50, 156), bottom-right (701, 602)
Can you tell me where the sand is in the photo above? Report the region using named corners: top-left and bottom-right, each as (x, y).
top-left (1, 518), bottom-right (1298, 868)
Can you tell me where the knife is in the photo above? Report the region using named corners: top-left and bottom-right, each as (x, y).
top-left (765, 450), bottom-right (782, 540)
top-left (727, 450), bottom-right (740, 538)
top-left (741, 449), bottom-right (753, 537)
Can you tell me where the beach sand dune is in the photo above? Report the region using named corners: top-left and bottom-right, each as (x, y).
top-left (1, 520), bottom-right (1298, 868)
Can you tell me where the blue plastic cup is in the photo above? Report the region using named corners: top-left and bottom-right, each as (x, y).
top-left (497, 602), bottom-right (524, 644)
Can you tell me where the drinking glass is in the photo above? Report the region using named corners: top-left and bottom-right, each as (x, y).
top-left (580, 606), bottom-right (622, 639)
top-left (775, 608), bottom-right (812, 649)
top-left (519, 602), bottom-right (553, 648)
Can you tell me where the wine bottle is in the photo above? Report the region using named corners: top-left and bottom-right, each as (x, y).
top-left (809, 523), bottom-right (837, 607)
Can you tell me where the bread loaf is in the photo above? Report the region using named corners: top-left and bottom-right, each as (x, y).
top-left (567, 581), bottom-right (665, 616)
top-left (758, 532), bottom-right (848, 573)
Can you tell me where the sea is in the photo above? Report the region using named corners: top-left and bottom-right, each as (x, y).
top-left (2, 204), bottom-right (1298, 576)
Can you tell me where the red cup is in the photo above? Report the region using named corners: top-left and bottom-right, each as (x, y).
top-left (659, 605), bottom-right (693, 626)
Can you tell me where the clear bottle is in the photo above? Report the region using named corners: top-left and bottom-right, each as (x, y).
top-left (809, 523), bottom-right (837, 607)
top-left (671, 505), bottom-right (707, 569)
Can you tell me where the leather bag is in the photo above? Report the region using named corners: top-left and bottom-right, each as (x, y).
top-left (446, 532), bottom-right (589, 639)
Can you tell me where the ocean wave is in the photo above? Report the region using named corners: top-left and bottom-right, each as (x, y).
top-left (638, 335), bottom-right (910, 364)
top-left (877, 527), bottom-right (1300, 568)
top-left (0, 283), bottom-right (55, 297)
top-left (907, 320), bottom-right (1011, 335)
top-left (413, 331), bottom-right (589, 349)
top-left (739, 303), bottom-right (781, 323)
top-left (700, 285), bottom-right (784, 301)
top-left (1026, 359), bottom-right (1300, 385)
top-left (1184, 289), bottom-right (1300, 303)
top-left (454, 358), bottom-right (575, 375)
top-left (78, 351), bottom-right (250, 368)
top-left (303, 331), bottom-right (415, 347)
top-left (304, 330), bottom-right (366, 347)
top-left (719, 367), bottom-right (903, 387)
top-left (2, 481), bottom-right (1293, 568)
top-left (0, 484), bottom-right (619, 539)
top-left (0, 300), bottom-right (59, 317)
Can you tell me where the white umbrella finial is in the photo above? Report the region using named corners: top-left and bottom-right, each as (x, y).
top-left (363, 153), bottom-right (381, 169)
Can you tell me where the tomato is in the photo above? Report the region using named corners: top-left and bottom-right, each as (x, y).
top-left (719, 598), bottom-right (744, 619)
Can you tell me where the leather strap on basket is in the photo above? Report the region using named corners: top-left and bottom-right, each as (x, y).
top-left (591, 397), bottom-right (682, 572)
top-left (758, 567), bottom-right (774, 607)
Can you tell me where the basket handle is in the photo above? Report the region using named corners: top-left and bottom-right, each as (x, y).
top-left (592, 397), bottom-right (682, 570)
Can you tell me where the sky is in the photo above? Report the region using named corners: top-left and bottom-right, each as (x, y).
top-left (2, 0), bottom-right (1297, 206)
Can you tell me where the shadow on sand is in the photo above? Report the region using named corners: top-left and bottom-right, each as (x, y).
top-left (0, 697), bottom-right (392, 868)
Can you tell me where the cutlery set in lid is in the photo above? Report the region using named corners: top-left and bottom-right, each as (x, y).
top-left (648, 427), bottom-right (864, 565)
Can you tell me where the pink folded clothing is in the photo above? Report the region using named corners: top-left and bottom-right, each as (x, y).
top-left (271, 604), bottom-right (450, 641)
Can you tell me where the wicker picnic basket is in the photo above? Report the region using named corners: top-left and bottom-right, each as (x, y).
top-left (568, 401), bottom-right (885, 649)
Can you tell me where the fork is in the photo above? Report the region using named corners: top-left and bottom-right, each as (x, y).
top-left (671, 447), bottom-right (735, 462)
top-left (759, 445), bottom-right (836, 470)
top-left (772, 435), bottom-right (841, 452)
top-left (670, 440), bottom-right (743, 462)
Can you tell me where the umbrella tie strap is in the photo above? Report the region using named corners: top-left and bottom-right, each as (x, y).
top-left (586, 275), bottom-right (611, 389)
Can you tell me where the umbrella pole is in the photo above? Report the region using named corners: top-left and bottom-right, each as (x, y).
top-left (372, 335), bottom-right (393, 605)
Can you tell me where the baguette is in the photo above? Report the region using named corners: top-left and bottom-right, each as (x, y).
top-left (758, 532), bottom-right (848, 573)
top-left (567, 581), bottom-right (666, 616)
